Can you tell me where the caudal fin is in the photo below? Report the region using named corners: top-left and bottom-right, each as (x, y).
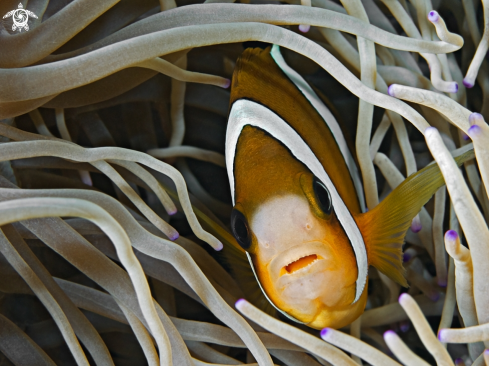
top-left (355, 147), bottom-right (475, 287)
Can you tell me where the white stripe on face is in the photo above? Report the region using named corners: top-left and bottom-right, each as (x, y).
top-left (225, 99), bottom-right (368, 303)
top-left (270, 45), bottom-right (366, 212)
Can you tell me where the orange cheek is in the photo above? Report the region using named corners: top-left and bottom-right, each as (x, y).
top-left (318, 257), bottom-right (357, 307)
top-left (249, 213), bottom-right (361, 326)
top-left (310, 284), bottom-right (368, 329)
top-left (251, 255), bottom-right (277, 298)
top-left (252, 241), bottom-right (357, 318)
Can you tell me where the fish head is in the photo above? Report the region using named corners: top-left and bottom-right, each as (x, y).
top-left (231, 171), bottom-right (368, 329)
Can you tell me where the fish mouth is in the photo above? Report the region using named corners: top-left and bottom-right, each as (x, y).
top-left (269, 242), bottom-right (334, 281)
top-left (282, 254), bottom-right (324, 275)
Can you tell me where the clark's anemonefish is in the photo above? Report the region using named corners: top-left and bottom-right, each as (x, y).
top-left (225, 45), bottom-right (473, 329)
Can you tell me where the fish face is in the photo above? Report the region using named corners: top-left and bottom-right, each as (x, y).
top-left (231, 173), bottom-right (368, 329)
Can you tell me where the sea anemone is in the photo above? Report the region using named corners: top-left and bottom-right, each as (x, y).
top-left (0, 0), bottom-right (488, 364)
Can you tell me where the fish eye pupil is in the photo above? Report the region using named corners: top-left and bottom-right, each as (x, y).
top-left (231, 209), bottom-right (251, 250)
top-left (313, 177), bottom-right (332, 215)
top-left (235, 219), bottom-right (248, 241)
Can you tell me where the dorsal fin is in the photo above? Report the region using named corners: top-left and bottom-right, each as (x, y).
top-left (355, 148), bottom-right (475, 287)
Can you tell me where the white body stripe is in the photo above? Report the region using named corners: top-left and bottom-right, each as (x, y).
top-left (270, 45), bottom-right (366, 212)
top-left (226, 99), bottom-right (368, 303)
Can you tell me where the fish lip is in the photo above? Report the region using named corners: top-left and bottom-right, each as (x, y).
top-left (269, 241), bottom-right (333, 281)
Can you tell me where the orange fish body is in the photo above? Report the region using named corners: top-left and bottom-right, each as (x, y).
top-left (225, 46), bottom-right (468, 329)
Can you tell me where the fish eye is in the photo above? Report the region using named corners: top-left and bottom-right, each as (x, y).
top-left (299, 173), bottom-right (333, 220)
top-left (313, 177), bottom-right (332, 215)
top-left (230, 209), bottom-right (252, 250)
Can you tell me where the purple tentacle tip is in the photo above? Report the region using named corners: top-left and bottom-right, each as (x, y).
top-left (411, 217), bottom-right (422, 233)
top-left (383, 330), bottom-right (396, 338)
top-left (398, 293), bottom-right (409, 303)
top-left (299, 24), bottom-right (310, 33)
top-left (445, 229), bottom-right (458, 242)
top-left (469, 112), bottom-right (483, 125)
top-left (387, 84), bottom-right (396, 97)
top-left (170, 232), bottom-right (180, 241)
top-left (468, 124), bottom-right (482, 137)
top-left (453, 83), bottom-right (459, 93)
top-left (484, 349), bottom-right (489, 355)
top-left (462, 131), bottom-right (470, 140)
top-left (399, 321), bottom-right (410, 332)
top-left (215, 242), bottom-right (224, 251)
top-left (428, 10), bottom-right (439, 22)
top-left (223, 79), bottom-right (231, 89)
top-left (431, 292), bottom-right (440, 302)
top-left (438, 329), bottom-right (446, 342)
top-left (411, 223), bottom-right (422, 233)
top-left (437, 279), bottom-right (447, 288)
top-left (463, 78), bottom-right (474, 88)
top-left (403, 253), bottom-right (411, 263)
top-left (320, 328), bottom-right (330, 338)
top-left (424, 126), bottom-right (437, 135)
top-left (235, 298), bottom-right (246, 308)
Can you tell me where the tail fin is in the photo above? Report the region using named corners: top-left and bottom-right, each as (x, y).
top-left (355, 147), bottom-right (474, 287)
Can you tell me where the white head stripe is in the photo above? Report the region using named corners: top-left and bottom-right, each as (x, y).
top-left (225, 99), bottom-right (368, 303)
top-left (270, 45), bottom-right (366, 212)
